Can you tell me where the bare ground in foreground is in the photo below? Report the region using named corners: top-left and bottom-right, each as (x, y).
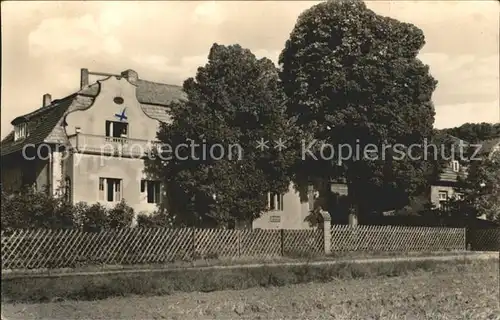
top-left (3, 263), bottom-right (500, 320)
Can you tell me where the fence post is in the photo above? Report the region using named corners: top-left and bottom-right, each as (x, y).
top-left (320, 210), bottom-right (331, 255)
top-left (280, 229), bottom-right (285, 256)
top-left (463, 228), bottom-right (468, 251)
top-left (192, 227), bottom-right (196, 260)
top-left (237, 230), bottom-right (241, 257)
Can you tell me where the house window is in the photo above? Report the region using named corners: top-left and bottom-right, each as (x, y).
top-left (14, 123), bottom-right (28, 141)
top-left (438, 190), bottom-right (448, 201)
top-left (452, 160), bottom-right (460, 172)
top-left (438, 190), bottom-right (448, 210)
top-left (141, 180), bottom-right (161, 203)
top-left (268, 193), bottom-right (284, 211)
top-left (105, 121), bottom-right (128, 140)
top-left (99, 178), bottom-right (122, 202)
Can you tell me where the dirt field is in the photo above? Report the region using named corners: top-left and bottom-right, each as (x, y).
top-left (3, 264), bottom-right (499, 320)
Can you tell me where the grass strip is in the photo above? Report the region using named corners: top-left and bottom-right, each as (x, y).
top-left (2, 256), bottom-right (497, 304)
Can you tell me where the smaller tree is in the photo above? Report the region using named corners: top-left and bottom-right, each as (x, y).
top-left (146, 43), bottom-right (296, 228)
top-left (462, 151), bottom-right (500, 222)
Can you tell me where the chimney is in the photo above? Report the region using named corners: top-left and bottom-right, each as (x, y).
top-left (43, 93), bottom-right (52, 107)
top-left (121, 69), bottom-right (138, 84)
top-left (80, 68), bottom-right (89, 89)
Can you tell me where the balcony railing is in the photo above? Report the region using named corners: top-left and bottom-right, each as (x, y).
top-left (68, 133), bottom-right (161, 158)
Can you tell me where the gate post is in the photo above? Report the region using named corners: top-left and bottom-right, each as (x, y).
top-left (320, 210), bottom-right (331, 255)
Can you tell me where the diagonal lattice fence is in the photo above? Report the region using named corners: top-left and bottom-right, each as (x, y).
top-left (1, 228), bottom-right (324, 270)
top-left (466, 228), bottom-right (500, 251)
top-left (330, 225), bottom-right (466, 252)
top-left (1, 225), bottom-right (484, 271)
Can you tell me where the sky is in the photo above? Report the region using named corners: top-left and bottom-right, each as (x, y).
top-left (1, 1), bottom-right (499, 139)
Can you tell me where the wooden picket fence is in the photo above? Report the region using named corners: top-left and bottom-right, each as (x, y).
top-left (1, 225), bottom-right (496, 271)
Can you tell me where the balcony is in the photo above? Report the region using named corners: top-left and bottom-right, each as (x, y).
top-left (68, 133), bottom-right (161, 158)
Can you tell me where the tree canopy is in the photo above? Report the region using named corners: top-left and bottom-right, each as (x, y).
top-left (279, 0), bottom-right (438, 220)
top-left (461, 150), bottom-right (500, 222)
top-left (145, 44), bottom-right (296, 227)
top-left (440, 122), bottom-right (500, 144)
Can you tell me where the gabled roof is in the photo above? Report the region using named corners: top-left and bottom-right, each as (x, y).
top-left (1, 95), bottom-right (75, 156)
top-left (1, 70), bottom-right (186, 157)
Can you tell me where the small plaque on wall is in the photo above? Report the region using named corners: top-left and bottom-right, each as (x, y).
top-left (269, 215), bottom-right (281, 223)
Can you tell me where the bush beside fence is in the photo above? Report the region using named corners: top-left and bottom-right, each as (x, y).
top-left (2, 224), bottom-right (494, 271)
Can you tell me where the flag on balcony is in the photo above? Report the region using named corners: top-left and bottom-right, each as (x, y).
top-left (114, 108), bottom-right (128, 122)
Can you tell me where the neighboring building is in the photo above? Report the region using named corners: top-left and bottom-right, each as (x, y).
top-left (1, 68), bottom-right (313, 228)
top-left (254, 185), bottom-right (312, 229)
top-left (429, 135), bottom-right (468, 210)
top-left (429, 135), bottom-right (500, 211)
top-left (255, 181), bottom-right (348, 229)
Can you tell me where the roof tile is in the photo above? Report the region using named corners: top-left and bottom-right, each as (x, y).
top-left (79, 79), bottom-right (186, 106)
top-left (1, 97), bottom-right (74, 156)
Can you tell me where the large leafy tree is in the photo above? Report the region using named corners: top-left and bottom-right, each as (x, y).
top-left (145, 44), bottom-right (296, 228)
top-left (279, 0), bottom-right (438, 221)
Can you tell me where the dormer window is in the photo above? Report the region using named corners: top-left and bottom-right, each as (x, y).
top-left (14, 123), bottom-right (28, 141)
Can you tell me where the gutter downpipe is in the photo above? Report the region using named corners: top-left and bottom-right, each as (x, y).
top-left (48, 151), bottom-right (53, 196)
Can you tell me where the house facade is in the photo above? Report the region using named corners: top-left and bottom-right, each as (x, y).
top-left (429, 135), bottom-right (468, 210)
top-left (1, 68), bottom-right (313, 229)
top-left (429, 136), bottom-right (500, 211)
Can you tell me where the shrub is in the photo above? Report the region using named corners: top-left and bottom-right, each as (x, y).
top-left (72, 201), bottom-right (90, 228)
top-left (107, 200), bottom-right (134, 228)
top-left (81, 203), bottom-right (108, 232)
top-left (137, 210), bottom-right (172, 228)
top-left (1, 186), bottom-right (77, 231)
top-left (1, 189), bottom-right (146, 231)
